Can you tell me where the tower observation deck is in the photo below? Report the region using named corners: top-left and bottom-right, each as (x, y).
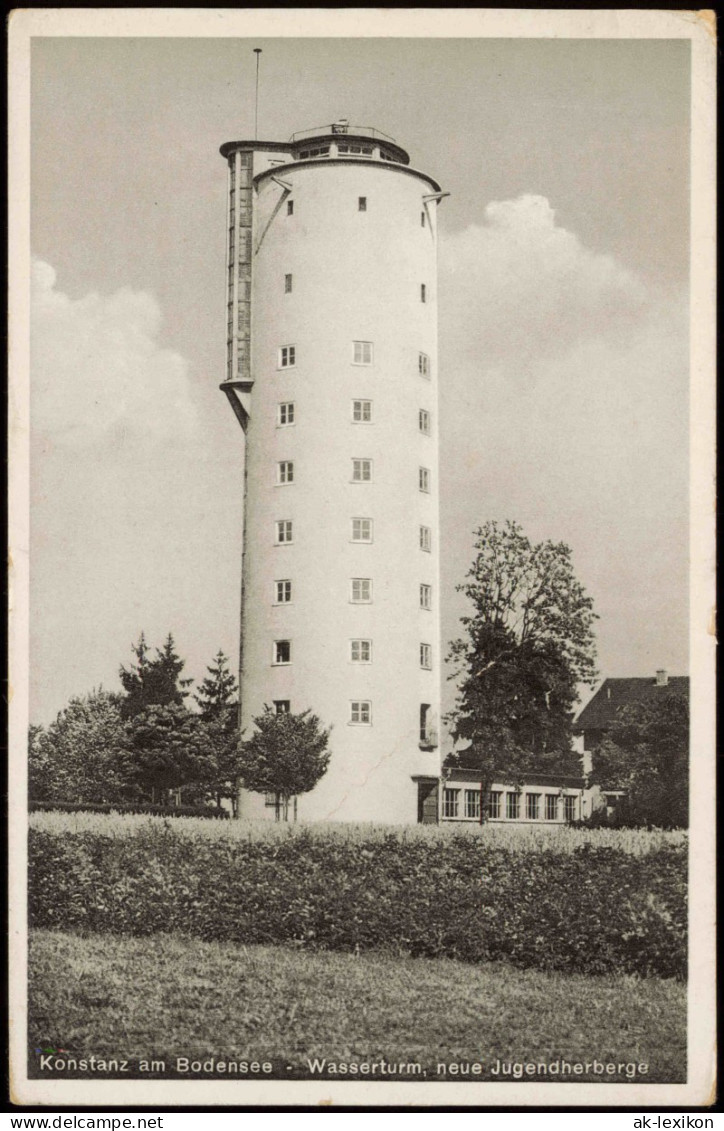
top-left (220, 122), bottom-right (447, 822)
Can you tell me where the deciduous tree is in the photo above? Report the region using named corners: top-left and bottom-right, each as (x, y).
top-left (28, 690), bottom-right (131, 804)
top-left (238, 708), bottom-right (332, 821)
top-left (446, 521), bottom-right (598, 803)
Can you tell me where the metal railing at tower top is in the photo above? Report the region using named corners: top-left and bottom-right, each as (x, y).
top-left (289, 123), bottom-right (399, 144)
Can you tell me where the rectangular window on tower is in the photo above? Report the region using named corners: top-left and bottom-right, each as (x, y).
top-left (351, 459), bottom-right (372, 482)
top-left (419, 409), bottom-right (431, 435)
top-left (350, 639), bottom-right (372, 663)
top-left (284, 274), bottom-right (293, 293)
top-left (350, 700), bottom-right (372, 725)
top-left (419, 703), bottom-right (432, 745)
top-left (420, 584), bottom-right (432, 610)
top-left (352, 399), bottom-right (372, 423)
top-left (278, 402), bottom-right (295, 426)
top-left (275, 520), bottom-right (293, 545)
top-left (287, 199), bottom-right (294, 215)
top-left (277, 461), bottom-right (294, 485)
top-left (350, 578), bottom-right (372, 603)
top-left (419, 525), bottom-right (432, 552)
top-left (351, 518), bottom-right (373, 543)
top-left (421, 210), bottom-right (426, 227)
top-left (420, 643), bottom-right (432, 670)
top-left (273, 640), bottom-right (291, 665)
top-left (358, 197), bottom-right (367, 212)
top-left (278, 345), bottom-right (296, 368)
top-left (419, 467), bottom-right (430, 493)
top-left (421, 284), bottom-right (427, 303)
top-left (418, 352), bottom-right (430, 378)
top-left (353, 341), bottom-right (373, 366)
top-left (274, 580), bottom-right (292, 604)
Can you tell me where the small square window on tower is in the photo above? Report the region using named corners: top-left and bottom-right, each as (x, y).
top-left (352, 458), bottom-right (372, 482)
top-left (358, 197), bottom-right (367, 212)
top-left (273, 640), bottom-right (292, 665)
top-left (350, 700), bottom-right (372, 725)
top-left (352, 399), bottom-right (372, 423)
top-left (274, 699), bottom-right (291, 714)
top-left (279, 345), bottom-right (296, 368)
top-left (353, 341), bottom-right (373, 366)
top-left (350, 639), bottom-right (372, 663)
top-left (284, 274), bottom-right (293, 293)
top-left (351, 518), bottom-right (373, 543)
top-left (350, 578), bottom-right (372, 603)
top-left (287, 199), bottom-right (294, 215)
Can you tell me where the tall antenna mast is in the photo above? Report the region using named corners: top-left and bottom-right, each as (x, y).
top-left (253, 48), bottom-right (262, 139)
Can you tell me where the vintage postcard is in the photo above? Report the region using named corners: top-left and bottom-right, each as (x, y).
top-left (8, 8), bottom-right (716, 1109)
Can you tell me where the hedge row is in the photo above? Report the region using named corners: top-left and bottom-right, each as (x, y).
top-left (29, 801), bottom-right (229, 819)
top-left (28, 824), bottom-right (687, 979)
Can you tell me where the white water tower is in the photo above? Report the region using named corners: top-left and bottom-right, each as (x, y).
top-left (220, 123), bottom-right (447, 822)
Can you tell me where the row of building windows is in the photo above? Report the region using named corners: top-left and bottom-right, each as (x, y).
top-left (271, 639), bottom-right (433, 671)
top-left (272, 578), bottom-right (431, 608)
top-left (275, 519), bottom-right (433, 548)
top-left (277, 344), bottom-right (432, 373)
top-left (442, 789), bottom-right (578, 822)
top-left (271, 460), bottom-right (431, 489)
top-left (275, 401), bottom-right (431, 433)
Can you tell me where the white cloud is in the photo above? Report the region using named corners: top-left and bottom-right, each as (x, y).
top-left (440, 194), bottom-right (651, 384)
top-left (438, 195), bottom-right (689, 691)
top-left (31, 259), bottom-right (197, 447)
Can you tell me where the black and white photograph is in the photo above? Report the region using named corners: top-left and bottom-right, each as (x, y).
top-left (8, 8), bottom-right (716, 1110)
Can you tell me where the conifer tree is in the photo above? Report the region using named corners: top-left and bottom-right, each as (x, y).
top-left (119, 632), bottom-right (193, 719)
top-left (194, 650), bottom-right (242, 811)
top-left (194, 650), bottom-right (238, 720)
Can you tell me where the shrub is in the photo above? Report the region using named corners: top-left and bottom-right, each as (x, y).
top-left (29, 801), bottom-right (229, 819)
top-left (28, 821), bottom-right (686, 979)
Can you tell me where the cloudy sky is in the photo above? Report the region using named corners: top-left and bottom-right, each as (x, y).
top-left (28, 34), bottom-right (691, 725)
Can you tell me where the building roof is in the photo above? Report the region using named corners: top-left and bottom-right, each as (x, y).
top-left (443, 767), bottom-right (585, 789)
top-left (574, 675), bottom-right (689, 731)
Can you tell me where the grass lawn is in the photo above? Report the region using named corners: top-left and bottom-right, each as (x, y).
top-left (29, 929), bottom-right (685, 1083)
